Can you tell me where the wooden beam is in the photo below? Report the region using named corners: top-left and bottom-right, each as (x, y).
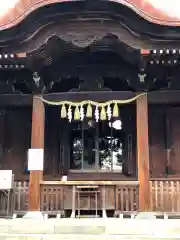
top-left (45, 91), bottom-right (137, 102)
top-left (44, 90), bottom-right (180, 103)
top-left (2, 90), bottom-right (180, 106)
top-left (0, 92), bottom-right (136, 106)
top-left (136, 93), bottom-right (150, 211)
top-left (40, 180), bottom-right (139, 185)
top-left (28, 96), bottom-right (44, 211)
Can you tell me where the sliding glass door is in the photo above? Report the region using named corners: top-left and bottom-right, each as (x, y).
top-left (71, 120), bottom-right (124, 172)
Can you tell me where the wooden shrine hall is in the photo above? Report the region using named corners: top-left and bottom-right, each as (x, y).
top-left (1, 0), bottom-right (180, 217)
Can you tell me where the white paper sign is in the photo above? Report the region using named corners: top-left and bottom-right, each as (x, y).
top-left (0, 170), bottom-right (13, 189)
top-left (28, 149), bottom-right (44, 171)
top-left (61, 175), bottom-right (67, 181)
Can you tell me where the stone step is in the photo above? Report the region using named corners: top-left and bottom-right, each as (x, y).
top-left (0, 235), bottom-right (178, 240)
top-left (0, 218), bottom-right (179, 239)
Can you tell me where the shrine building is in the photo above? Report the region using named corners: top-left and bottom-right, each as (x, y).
top-left (0, 0), bottom-right (180, 217)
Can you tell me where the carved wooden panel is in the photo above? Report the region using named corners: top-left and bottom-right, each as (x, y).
top-left (2, 108), bottom-right (31, 180)
top-left (75, 193), bottom-right (101, 210)
top-left (122, 106), bottom-right (136, 176)
top-left (44, 107), bottom-right (60, 177)
top-left (149, 106), bottom-right (166, 177)
top-left (0, 107), bottom-right (62, 181)
top-left (63, 186), bottom-right (72, 209)
top-left (104, 186), bottom-right (115, 209)
top-left (41, 185), bottom-right (64, 211)
top-left (149, 106), bottom-right (180, 177)
top-left (168, 107), bottom-right (180, 175)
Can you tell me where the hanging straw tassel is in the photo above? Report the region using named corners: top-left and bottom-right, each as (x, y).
top-left (68, 105), bottom-right (72, 122)
top-left (61, 104), bottom-right (67, 118)
top-left (100, 106), bottom-right (106, 120)
top-left (74, 106), bottom-right (80, 120)
top-left (113, 102), bottom-right (119, 117)
top-left (86, 103), bottom-right (92, 118)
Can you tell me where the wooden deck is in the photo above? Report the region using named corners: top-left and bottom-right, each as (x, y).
top-left (0, 179), bottom-right (180, 216)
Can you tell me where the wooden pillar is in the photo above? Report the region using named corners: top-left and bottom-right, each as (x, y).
top-left (28, 96), bottom-right (45, 211)
top-left (136, 93), bottom-right (150, 211)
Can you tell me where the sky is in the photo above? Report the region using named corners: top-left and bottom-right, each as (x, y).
top-left (0, 0), bottom-right (19, 17)
top-left (147, 0), bottom-right (180, 18)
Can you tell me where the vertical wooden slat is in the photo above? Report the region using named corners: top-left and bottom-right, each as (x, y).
top-left (165, 181), bottom-right (168, 211)
top-left (120, 188), bottom-right (123, 210)
top-left (171, 181), bottom-right (175, 212)
top-left (60, 187), bottom-right (63, 210)
top-left (177, 181), bottom-right (180, 211)
top-left (125, 188), bottom-right (129, 211)
top-left (160, 180), bottom-right (164, 211)
top-left (129, 187), bottom-right (133, 211)
top-left (115, 186), bottom-right (119, 211)
top-left (136, 94), bottom-right (150, 211)
top-left (28, 96), bottom-right (44, 211)
top-left (50, 188), bottom-right (53, 211)
top-left (167, 181), bottom-right (171, 211)
top-left (44, 188), bottom-right (48, 211)
top-left (17, 182), bottom-right (21, 211)
top-left (55, 188), bottom-right (59, 211)
top-left (40, 186), bottom-right (44, 211)
top-left (175, 181), bottom-right (178, 212)
top-left (155, 181), bottom-right (158, 210)
top-left (149, 181), bottom-right (153, 210)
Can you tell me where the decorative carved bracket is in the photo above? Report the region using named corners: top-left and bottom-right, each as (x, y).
top-left (60, 32), bottom-right (107, 48)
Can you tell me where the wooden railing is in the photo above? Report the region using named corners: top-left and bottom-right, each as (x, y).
top-left (1, 179), bottom-right (180, 215)
top-left (150, 179), bottom-right (180, 212)
top-left (40, 179), bottom-right (180, 213)
top-left (14, 181), bottom-right (28, 212)
top-left (115, 184), bottom-right (139, 212)
top-left (41, 184), bottom-right (64, 212)
top-left (0, 181), bottom-right (28, 216)
top-left (41, 181), bottom-right (139, 213)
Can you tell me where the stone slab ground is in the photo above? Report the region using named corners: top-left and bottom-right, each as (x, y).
top-left (0, 218), bottom-right (179, 239)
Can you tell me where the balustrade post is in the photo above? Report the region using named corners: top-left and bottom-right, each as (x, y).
top-left (136, 93), bottom-right (150, 211)
top-left (28, 96), bottom-right (44, 212)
